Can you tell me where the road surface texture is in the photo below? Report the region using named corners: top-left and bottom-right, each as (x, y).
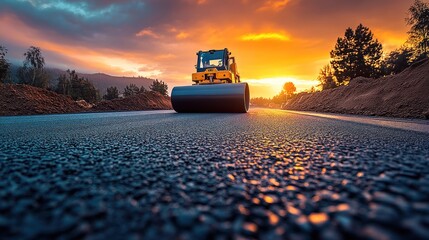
top-left (1, 108), bottom-right (429, 240)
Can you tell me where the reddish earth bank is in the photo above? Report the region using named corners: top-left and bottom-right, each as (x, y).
top-left (283, 59), bottom-right (429, 119)
top-left (92, 91), bottom-right (172, 112)
top-left (0, 84), bottom-right (172, 116)
top-left (0, 84), bottom-right (84, 116)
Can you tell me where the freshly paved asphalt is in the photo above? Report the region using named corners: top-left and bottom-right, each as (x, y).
top-left (1, 108), bottom-right (429, 239)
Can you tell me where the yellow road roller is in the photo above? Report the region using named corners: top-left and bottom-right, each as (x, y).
top-left (171, 48), bottom-right (250, 113)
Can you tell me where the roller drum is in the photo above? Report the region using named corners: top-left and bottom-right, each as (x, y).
top-left (171, 83), bottom-right (250, 113)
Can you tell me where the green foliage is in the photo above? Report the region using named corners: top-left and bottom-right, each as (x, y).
top-left (18, 66), bottom-right (50, 88)
top-left (123, 84), bottom-right (140, 97)
top-left (139, 86), bottom-right (147, 93)
top-left (18, 46), bottom-right (50, 88)
top-left (24, 46), bottom-right (45, 69)
top-left (382, 48), bottom-right (414, 75)
top-left (0, 45), bottom-right (10, 83)
top-left (55, 70), bottom-right (98, 103)
top-left (104, 86), bottom-right (119, 100)
top-left (123, 84), bottom-right (151, 97)
top-left (406, 0), bottom-right (429, 58)
top-left (330, 24), bottom-right (383, 84)
top-left (56, 73), bottom-right (71, 95)
top-left (317, 64), bottom-right (338, 90)
top-left (149, 79), bottom-right (168, 96)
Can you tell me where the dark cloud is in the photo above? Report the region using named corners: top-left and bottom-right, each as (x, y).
top-left (0, 1), bottom-right (151, 49)
top-left (0, 0), bottom-right (412, 44)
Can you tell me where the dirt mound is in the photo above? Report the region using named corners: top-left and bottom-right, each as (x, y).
top-left (0, 84), bottom-right (84, 116)
top-left (92, 92), bottom-right (172, 111)
top-left (0, 84), bottom-right (172, 116)
top-left (283, 59), bottom-right (429, 119)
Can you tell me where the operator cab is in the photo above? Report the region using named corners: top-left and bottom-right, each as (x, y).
top-left (196, 49), bottom-right (230, 72)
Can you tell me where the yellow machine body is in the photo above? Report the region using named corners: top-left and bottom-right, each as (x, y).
top-left (191, 56), bottom-right (240, 84)
top-left (171, 48), bottom-right (249, 113)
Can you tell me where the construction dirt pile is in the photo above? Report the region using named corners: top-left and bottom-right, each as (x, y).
top-left (0, 84), bottom-right (84, 116)
top-left (0, 84), bottom-right (172, 116)
top-left (283, 59), bottom-right (429, 119)
top-left (92, 91), bottom-right (172, 112)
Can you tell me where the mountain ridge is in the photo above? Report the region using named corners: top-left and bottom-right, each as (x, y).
top-left (9, 65), bottom-right (156, 94)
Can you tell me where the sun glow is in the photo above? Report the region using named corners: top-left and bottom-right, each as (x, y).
top-left (240, 33), bottom-right (290, 41)
top-left (89, 56), bottom-right (162, 77)
top-left (244, 77), bottom-right (319, 98)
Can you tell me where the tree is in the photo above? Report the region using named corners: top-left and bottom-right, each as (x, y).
top-left (69, 70), bottom-right (97, 103)
top-left (406, 0), bottom-right (429, 58)
top-left (330, 24), bottom-right (383, 84)
top-left (150, 79), bottom-right (168, 96)
top-left (382, 48), bottom-right (414, 75)
top-left (139, 86), bottom-right (147, 94)
top-left (0, 45), bottom-right (10, 83)
top-left (104, 86), bottom-right (119, 100)
top-left (123, 84), bottom-right (140, 97)
top-left (271, 93), bottom-right (286, 105)
top-left (250, 97), bottom-right (271, 107)
top-left (55, 69), bottom-right (98, 103)
top-left (317, 64), bottom-right (338, 90)
top-left (18, 46), bottom-right (50, 88)
top-left (283, 82), bottom-right (296, 98)
top-left (56, 73), bottom-right (71, 95)
top-left (271, 82), bottom-right (297, 105)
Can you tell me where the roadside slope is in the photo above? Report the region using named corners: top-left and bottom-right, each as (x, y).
top-left (0, 84), bottom-right (172, 116)
top-left (0, 84), bottom-right (84, 116)
top-left (283, 59), bottom-right (429, 119)
top-left (91, 91), bottom-right (172, 112)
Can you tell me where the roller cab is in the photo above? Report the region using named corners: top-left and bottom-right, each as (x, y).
top-left (171, 48), bottom-right (250, 113)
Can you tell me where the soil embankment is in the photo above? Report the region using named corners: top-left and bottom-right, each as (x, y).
top-left (0, 84), bottom-right (84, 115)
top-left (92, 91), bottom-right (172, 111)
top-left (0, 84), bottom-right (172, 116)
top-left (283, 59), bottom-right (429, 119)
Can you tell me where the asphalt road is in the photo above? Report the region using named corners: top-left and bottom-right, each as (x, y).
top-left (1, 109), bottom-right (429, 239)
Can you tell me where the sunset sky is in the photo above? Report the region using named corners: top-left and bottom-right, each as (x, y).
top-left (0, 0), bottom-right (413, 97)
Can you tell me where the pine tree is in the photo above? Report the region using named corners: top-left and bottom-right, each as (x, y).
top-left (149, 79), bottom-right (168, 96)
top-left (330, 24), bottom-right (383, 84)
top-left (0, 45), bottom-right (10, 83)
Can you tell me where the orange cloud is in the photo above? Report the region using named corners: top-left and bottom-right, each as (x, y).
top-left (372, 28), bottom-right (408, 52)
top-left (176, 32), bottom-right (189, 40)
top-left (240, 32), bottom-right (290, 41)
top-left (258, 0), bottom-right (290, 12)
top-left (136, 28), bottom-right (161, 38)
top-left (155, 54), bottom-right (177, 60)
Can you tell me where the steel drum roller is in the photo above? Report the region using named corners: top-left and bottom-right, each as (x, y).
top-left (171, 83), bottom-right (249, 113)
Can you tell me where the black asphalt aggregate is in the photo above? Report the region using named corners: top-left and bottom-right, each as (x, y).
top-left (1, 109), bottom-right (429, 239)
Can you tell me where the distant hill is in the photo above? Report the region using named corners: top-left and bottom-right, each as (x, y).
top-left (9, 65), bottom-right (155, 95)
top-left (79, 73), bottom-right (154, 95)
top-left (47, 68), bottom-right (155, 95)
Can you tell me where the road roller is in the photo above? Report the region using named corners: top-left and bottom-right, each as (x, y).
top-left (171, 48), bottom-right (250, 113)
